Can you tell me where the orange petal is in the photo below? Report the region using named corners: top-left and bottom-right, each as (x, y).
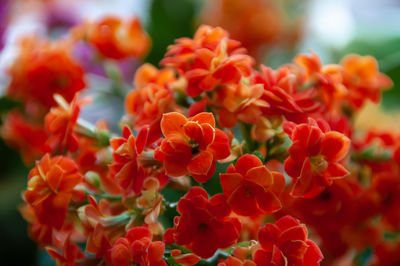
top-left (321, 131), bottom-right (350, 161)
top-left (189, 112), bottom-right (215, 127)
top-left (161, 112), bottom-right (187, 136)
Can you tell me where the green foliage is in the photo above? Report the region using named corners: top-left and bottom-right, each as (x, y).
top-left (0, 96), bottom-right (22, 124)
top-left (145, 0), bottom-right (199, 66)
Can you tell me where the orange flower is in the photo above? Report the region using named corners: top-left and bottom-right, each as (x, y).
top-left (341, 54), bottom-right (392, 108)
top-left (161, 25), bottom-right (254, 97)
top-left (83, 16), bottom-right (150, 60)
top-left (155, 112), bottom-right (231, 182)
top-left (294, 52), bottom-right (347, 110)
top-left (45, 95), bottom-right (90, 153)
top-left (7, 37), bottom-right (86, 111)
top-left (78, 196), bottom-right (128, 258)
top-left (24, 154), bottom-right (83, 229)
top-left (110, 226), bottom-right (166, 266)
top-left (215, 82), bottom-right (268, 128)
top-left (199, 0), bottom-right (301, 59)
top-left (125, 64), bottom-right (176, 128)
top-left (161, 25), bottom-right (243, 71)
top-left (220, 154), bottom-right (285, 216)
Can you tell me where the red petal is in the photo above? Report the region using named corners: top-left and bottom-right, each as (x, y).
top-left (284, 157), bottom-right (303, 179)
top-left (47, 165), bottom-right (64, 192)
top-left (321, 131), bottom-right (350, 161)
top-left (303, 240), bottom-right (324, 266)
top-left (188, 99), bottom-right (207, 117)
top-left (136, 126), bottom-right (149, 154)
top-left (279, 225), bottom-right (308, 244)
top-left (234, 154), bottom-right (263, 177)
top-left (270, 172), bottom-right (286, 195)
top-left (188, 151), bottom-right (213, 175)
top-left (192, 159), bottom-right (216, 183)
top-left (126, 226), bottom-right (152, 242)
top-left (183, 121), bottom-right (203, 143)
top-left (246, 166), bottom-right (273, 187)
top-left (220, 173), bottom-right (243, 197)
top-left (255, 190), bottom-right (282, 214)
top-left (228, 183), bottom-right (259, 216)
top-left (258, 224), bottom-right (280, 251)
top-left (291, 158), bottom-right (314, 197)
top-left (209, 193), bottom-right (231, 219)
top-left (275, 215), bottom-right (300, 231)
top-left (199, 123), bottom-right (216, 149)
top-left (148, 241), bottom-right (165, 262)
top-left (207, 129), bottom-right (230, 160)
top-left (59, 173), bottom-right (81, 192)
top-left (164, 153), bottom-right (191, 177)
top-left (322, 162), bottom-right (349, 180)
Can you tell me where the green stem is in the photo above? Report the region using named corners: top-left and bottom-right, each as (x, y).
top-left (241, 122), bottom-right (256, 152)
top-left (196, 250), bottom-right (230, 265)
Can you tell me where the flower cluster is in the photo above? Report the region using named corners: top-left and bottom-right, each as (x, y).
top-left (3, 15), bottom-right (397, 266)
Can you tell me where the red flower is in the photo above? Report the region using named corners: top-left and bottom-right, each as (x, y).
top-left (155, 112), bottom-right (230, 182)
top-left (24, 154), bottom-right (82, 229)
top-left (283, 118), bottom-right (350, 198)
top-left (110, 226), bottom-right (166, 266)
top-left (1, 112), bottom-right (51, 164)
top-left (252, 65), bottom-right (321, 123)
top-left (371, 241), bottom-right (400, 266)
top-left (7, 37), bottom-right (85, 110)
top-left (370, 172), bottom-right (400, 230)
top-left (172, 187), bottom-right (240, 258)
top-left (46, 237), bottom-right (85, 266)
top-left (220, 154), bottom-right (285, 216)
top-left (83, 16), bottom-right (151, 60)
top-left (109, 126), bottom-right (147, 197)
top-left (254, 215), bottom-right (323, 266)
top-left (45, 95), bottom-right (90, 153)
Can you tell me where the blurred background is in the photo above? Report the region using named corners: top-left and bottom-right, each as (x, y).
top-left (1, 0), bottom-right (400, 265)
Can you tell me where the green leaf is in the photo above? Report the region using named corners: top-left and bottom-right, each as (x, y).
top-left (0, 96), bottom-right (22, 124)
top-left (353, 247), bottom-right (372, 266)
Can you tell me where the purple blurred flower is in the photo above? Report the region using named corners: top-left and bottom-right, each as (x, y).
top-left (73, 41), bottom-right (139, 83)
top-left (0, 0), bottom-right (11, 50)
